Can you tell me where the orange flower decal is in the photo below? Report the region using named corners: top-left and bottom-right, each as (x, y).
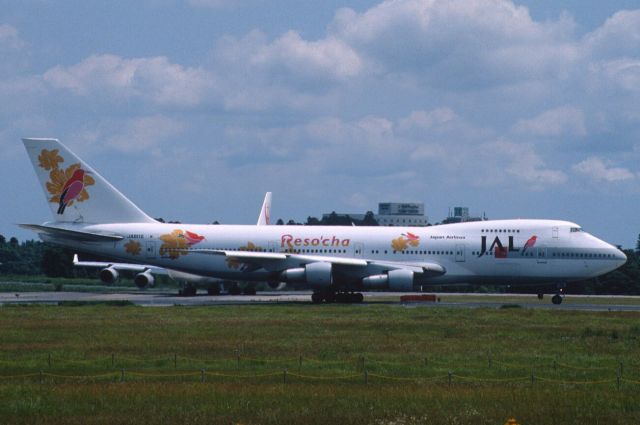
top-left (391, 237), bottom-right (409, 251)
top-left (124, 240), bottom-right (142, 256)
top-left (227, 241), bottom-right (262, 270)
top-left (391, 233), bottom-right (420, 251)
top-left (159, 229), bottom-right (205, 260)
top-left (38, 149), bottom-right (63, 171)
top-left (38, 149), bottom-right (95, 210)
top-left (160, 230), bottom-right (189, 259)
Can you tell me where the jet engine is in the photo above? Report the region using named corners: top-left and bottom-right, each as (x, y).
top-left (280, 262), bottom-right (332, 288)
top-left (134, 271), bottom-right (155, 289)
top-left (362, 269), bottom-right (414, 291)
top-left (99, 267), bottom-right (120, 285)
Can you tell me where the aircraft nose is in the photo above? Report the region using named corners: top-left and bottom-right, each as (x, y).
top-left (615, 249), bottom-right (627, 266)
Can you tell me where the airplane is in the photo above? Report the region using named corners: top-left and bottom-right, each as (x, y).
top-left (21, 138), bottom-right (627, 304)
top-left (71, 192), bottom-right (275, 296)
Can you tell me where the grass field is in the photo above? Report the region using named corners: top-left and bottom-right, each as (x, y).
top-left (0, 304), bottom-right (639, 424)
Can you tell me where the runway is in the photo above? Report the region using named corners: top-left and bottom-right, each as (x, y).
top-left (1, 290), bottom-right (640, 311)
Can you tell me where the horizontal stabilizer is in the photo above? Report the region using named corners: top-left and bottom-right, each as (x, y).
top-left (19, 224), bottom-right (124, 242)
top-left (73, 254), bottom-right (167, 274)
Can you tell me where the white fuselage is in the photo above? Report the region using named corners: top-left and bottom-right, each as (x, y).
top-left (43, 218), bottom-right (627, 288)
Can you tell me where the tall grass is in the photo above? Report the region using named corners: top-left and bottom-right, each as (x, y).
top-left (0, 304), bottom-right (638, 424)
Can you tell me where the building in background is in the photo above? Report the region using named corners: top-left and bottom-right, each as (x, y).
top-left (441, 207), bottom-right (485, 224)
top-left (321, 202), bottom-right (428, 226)
top-left (376, 202), bottom-right (427, 226)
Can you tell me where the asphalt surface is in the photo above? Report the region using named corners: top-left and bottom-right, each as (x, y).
top-left (1, 291), bottom-right (640, 311)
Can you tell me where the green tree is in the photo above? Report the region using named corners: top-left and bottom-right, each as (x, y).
top-left (41, 246), bottom-right (74, 278)
top-left (362, 211), bottom-right (379, 226)
top-left (306, 216), bottom-right (321, 225)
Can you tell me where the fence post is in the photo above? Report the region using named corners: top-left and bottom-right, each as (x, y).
top-left (617, 374), bottom-right (621, 390)
top-left (619, 362), bottom-right (624, 378)
top-left (236, 350), bottom-right (240, 369)
top-left (553, 359), bottom-right (557, 371)
top-left (121, 369), bottom-right (125, 382)
top-left (448, 371), bottom-right (452, 386)
top-left (364, 369), bottom-right (368, 384)
top-left (201, 369), bottom-right (205, 383)
top-left (424, 357), bottom-right (427, 367)
top-left (39, 370), bottom-right (43, 384)
top-left (487, 352), bottom-right (492, 368)
top-left (283, 368), bottom-right (287, 384)
top-left (360, 356), bottom-right (365, 371)
top-left (530, 368), bottom-right (534, 384)
top-left (48, 353), bottom-right (51, 368)
top-left (111, 353), bottom-right (115, 368)
top-left (174, 353), bottom-right (177, 369)
top-left (299, 354), bottom-right (302, 370)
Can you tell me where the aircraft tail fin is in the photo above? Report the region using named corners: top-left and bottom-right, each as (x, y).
top-left (22, 138), bottom-right (156, 224)
top-left (257, 192), bottom-right (272, 225)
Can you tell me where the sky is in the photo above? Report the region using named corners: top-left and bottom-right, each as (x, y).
top-left (0, 0), bottom-right (639, 248)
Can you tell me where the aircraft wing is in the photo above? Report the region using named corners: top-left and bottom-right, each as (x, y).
top-left (191, 249), bottom-right (445, 276)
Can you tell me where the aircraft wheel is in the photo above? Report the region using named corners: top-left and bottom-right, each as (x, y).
top-left (207, 286), bottom-right (220, 296)
top-left (180, 286), bottom-right (197, 297)
top-left (551, 294), bottom-right (562, 305)
top-left (311, 293), bottom-right (322, 303)
top-left (324, 293), bottom-right (336, 303)
top-left (355, 293), bottom-right (364, 303)
top-left (537, 293), bottom-right (544, 300)
top-left (228, 286), bottom-right (242, 295)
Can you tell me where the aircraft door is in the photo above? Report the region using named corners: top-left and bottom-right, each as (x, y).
top-left (146, 241), bottom-right (156, 259)
top-left (552, 227), bottom-right (559, 239)
top-left (455, 244), bottom-right (465, 262)
top-left (536, 247), bottom-right (547, 264)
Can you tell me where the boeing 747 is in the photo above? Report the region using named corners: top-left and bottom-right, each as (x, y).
top-left (21, 138), bottom-right (627, 304)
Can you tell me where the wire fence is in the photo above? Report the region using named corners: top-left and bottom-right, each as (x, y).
top-left (0, 353), bottom-right (638, 388)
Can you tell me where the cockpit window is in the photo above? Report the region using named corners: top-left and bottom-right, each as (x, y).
top-left (570, 227), bottom-right (582, 233)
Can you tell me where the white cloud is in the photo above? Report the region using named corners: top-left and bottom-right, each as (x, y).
top-left (328, 0), bottom-right (578, 87)
top-left (105, 115), bottom-right (185, 153)
top-left (215, 29), bottom-right (363, 85)
top-left (43, 54), bottom-right (214, 106)
top-left (572, 157), bottom-right (635, 182)
top-left (512, 105), bottom-right (586, 137)
top-left (482, 139), bottom-right (567, 187)
top-left (583, 10), bottom-right (640, 60)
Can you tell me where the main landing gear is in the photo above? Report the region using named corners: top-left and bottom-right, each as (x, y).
top-left (551, 283), bottom-right (566, 305)
top-left (311, 290), bottom-right (364, 304)
top-left (179, 284), bottom-right (197, 297)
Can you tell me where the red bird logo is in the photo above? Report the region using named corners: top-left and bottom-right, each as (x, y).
top-left (403, 232), bottom-right (420, 241)
top-left (522, 235), bottom-right (537, 254)
top-left (184, 230), bottom-right (205, 246)
top-left (57, 168), bottom-right (87, 214)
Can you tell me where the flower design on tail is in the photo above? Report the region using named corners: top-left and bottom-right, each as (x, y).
top-left (38, 149), bottom-right (95, 214)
